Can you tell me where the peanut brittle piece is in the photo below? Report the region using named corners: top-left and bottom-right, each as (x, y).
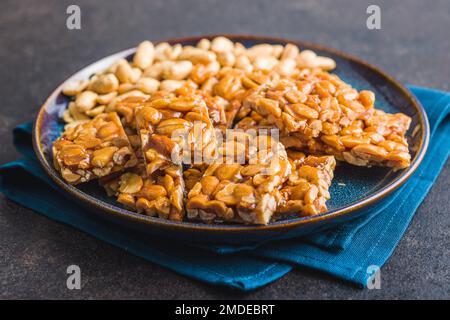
top-left (186, 133), bottom-right (292, 225)
top-left (99, 163), bottom-right (184, 221)
top-left (275, 150), bottom-right (336, 218)
top-left (53, 112), bottom-right (138, 184)
top-left (281, 109), bottom-right (411, 169)
top-left (134, 92), bottom-right (217, 172)
top-left (241, 71), bottom-right (412, 169)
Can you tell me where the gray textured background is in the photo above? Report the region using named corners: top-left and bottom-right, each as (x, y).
top-left (0, 0), bottom-right (449, 299)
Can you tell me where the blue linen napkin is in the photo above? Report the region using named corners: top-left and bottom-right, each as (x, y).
top-left (0, 86), bottom-right (449, 290)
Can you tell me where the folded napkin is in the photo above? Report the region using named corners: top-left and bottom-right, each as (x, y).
top-left (1, 86), bottom-right (449, 291)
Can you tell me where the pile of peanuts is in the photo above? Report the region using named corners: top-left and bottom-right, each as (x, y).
top-left (61, 36), bottom-right (336, 131)
top-left (55, 37), bottom-right (412, 224)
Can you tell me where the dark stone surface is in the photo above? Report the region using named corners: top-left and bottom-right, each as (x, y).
top-left (0, 0), bottom-right (449, 299)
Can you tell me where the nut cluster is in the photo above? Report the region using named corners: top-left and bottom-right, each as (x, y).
top-left (53, 112), bottom-right (138, 184)
top-left (186, 133), bottom-right (292, 224)
top-left (100, 163), bottom-right (184, 221)
top-left (277, 150), bottom-right (336, 217)
top-left (53, 37), bottom-right (413, 225)
top-left (237, 71), bottom-right (411, 169)
top-left (134, 92), bottom-right (217, 171)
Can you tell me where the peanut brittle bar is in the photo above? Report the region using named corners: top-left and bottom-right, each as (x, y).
top-left (240, 71), bottom-right (412, 169)
top-left (99, 163), bottom-right (184, 221)
top-left (53, 112), bottom-right (138, 184)
top-left (276, 150), bottom-right (336, 218)
top-left (134, 92), bottom-right (217, 171)
top-left (281, 109), bottom-right (411, 168)
top-left (185, 133), bottom-right (292, 224)
top-left (115, 86), bottom-right (233, 135)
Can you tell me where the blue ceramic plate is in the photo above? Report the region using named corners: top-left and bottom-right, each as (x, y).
top-left (33, 35), bottom-right (429, 245)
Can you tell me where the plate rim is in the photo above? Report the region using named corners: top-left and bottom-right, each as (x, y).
top-left (32, 34), bottom-right (430, 232)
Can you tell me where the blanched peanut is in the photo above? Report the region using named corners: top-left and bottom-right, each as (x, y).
top-left (196, 38), bottom-right (211, 50)
top-left (143, 61), bottom-right (174, 79)
top-left (104, 58), bottom-right (127, 74)
top-left (272, 45), bottom-right (284, 58)
top-left (62, 109), bottom-right (74, 123)
top-left (132, 67), bottom-right (142, 80)
top-left (217, 51), bottom-right (236, 67)
top-left (163, 60), bottom-right (193, 80)
top-left (178, 47), bottom-right (216, 64)
top-left (253, 56), bottom-right (278, 70)
top-left (85, 105), bottom-right (106, 117)
top-left (68, 101), bottom-right (90, 120)
top-left (154, 42), bottom-right (181, 61)
top-left (154, 42), bottom-right (171, 61)
top-left (297, 50), bottom-right (336, 70)
top-left (246, 44), bottom-right (277, 60)
top-left (136, 77), bottom-right (160, 94)
top-left (64, 119), bottom-right (90, 131)
top-left (159, 80), bottom-right (185, 91)
top-left (116, 61), bottom-right (139, 83)
top-left (88, 74), bottom-right (119, 94)
top-left (281, 43), bottom-right (299, 60)
top-left (274, 58), bottom-right (296, 76)
top-left (133, 41), bottom-right (155, 69)
top-left (235, 55), bottom-right (253, 72)
top-left (117, 83), bottom-right (135, 94)
top-left (96, 92), bottom-right (117, 105)
top-left (227, 43), bottom-right (242, 57)
top-left (62, 79), bottom-right (89, 96)
top-left (75, 91), bottom-right (98, 112)
top-left (211, 36), bottom-right (234, 53)
top-left (314, 56), bottom-right (336, 71)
